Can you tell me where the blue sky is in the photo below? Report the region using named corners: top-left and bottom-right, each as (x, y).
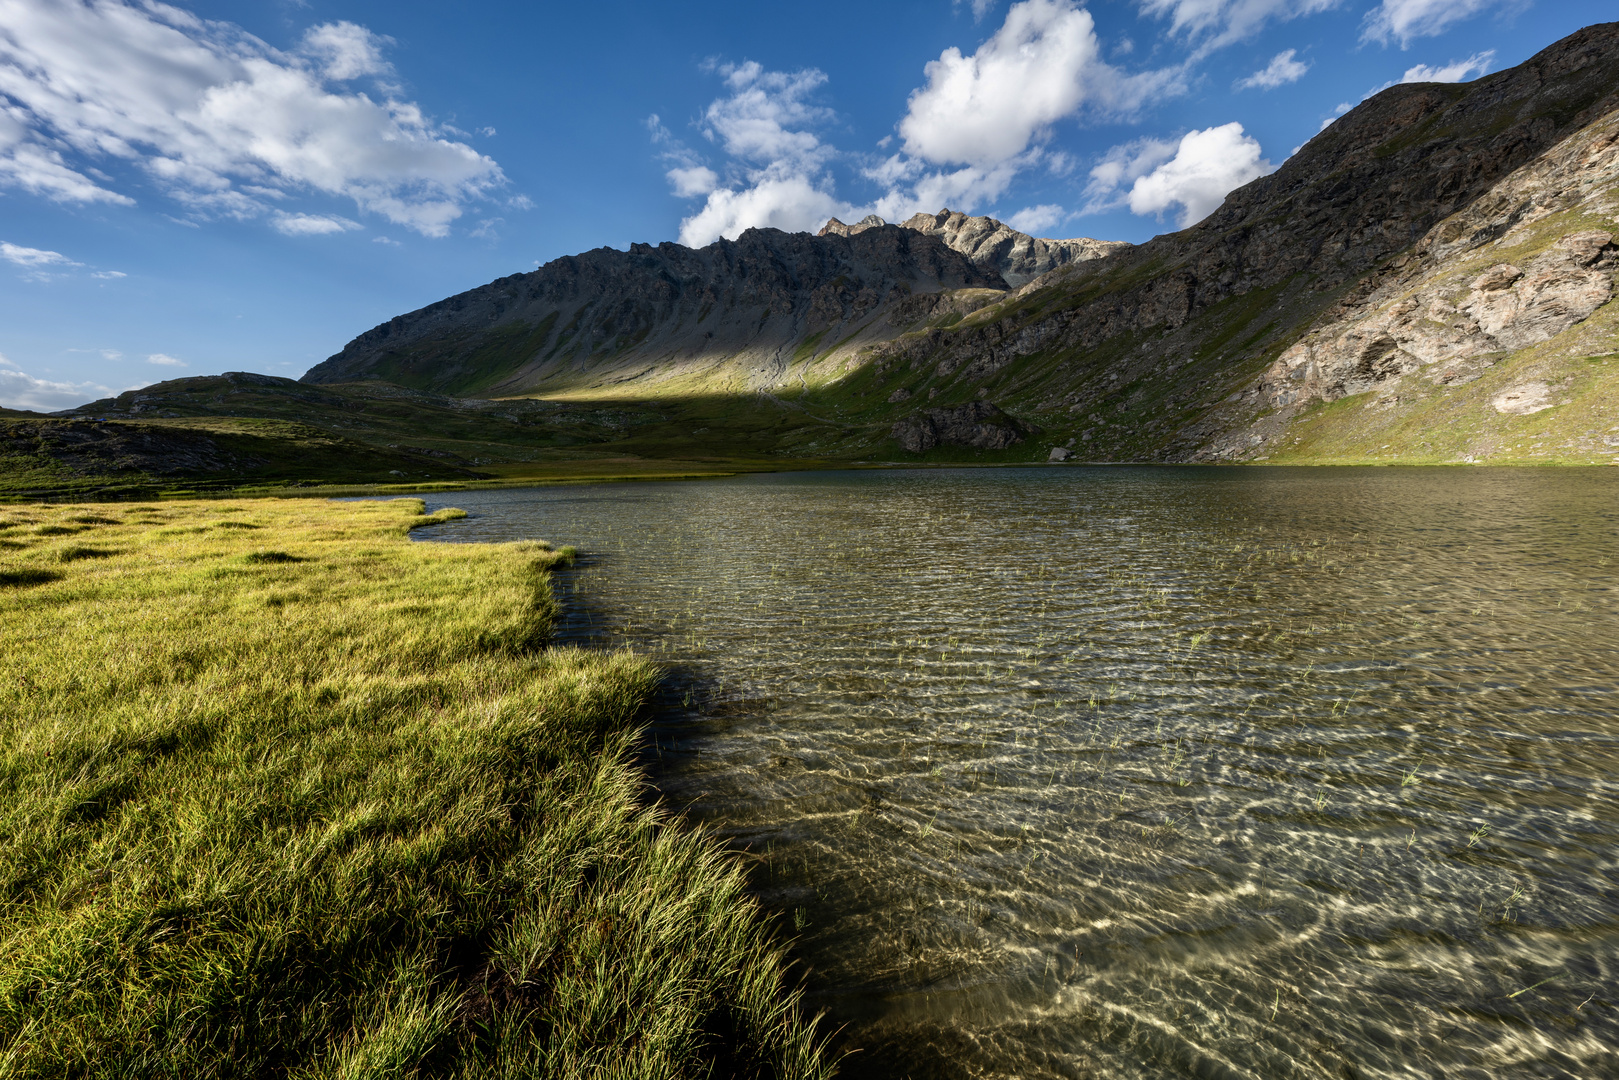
top-left (0, 0), bottom-right (1610, 410)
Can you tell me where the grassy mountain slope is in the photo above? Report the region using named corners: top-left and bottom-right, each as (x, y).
top-left (281, 22), bottom-right (1619, 470)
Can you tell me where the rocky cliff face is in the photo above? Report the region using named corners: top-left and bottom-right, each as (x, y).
top-left (821, 210), bottom-right (1129, 287)
top-left (1258, 109), bottom-right (1619, 409)
top-left (304, 225), bottom-right (1005, 398)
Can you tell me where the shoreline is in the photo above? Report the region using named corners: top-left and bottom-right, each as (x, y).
top-left (0, 495), bottom-right (831, 1076)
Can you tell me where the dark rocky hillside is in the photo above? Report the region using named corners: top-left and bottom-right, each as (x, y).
top-left (303, 225), bottom-right (1012, 399)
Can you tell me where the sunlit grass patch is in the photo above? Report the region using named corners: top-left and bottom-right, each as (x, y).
top-left (0, 496), bottom-right (828, 1078)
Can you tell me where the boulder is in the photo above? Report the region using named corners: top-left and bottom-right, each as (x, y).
top-left (890, 401), bottom-right (1029, 453)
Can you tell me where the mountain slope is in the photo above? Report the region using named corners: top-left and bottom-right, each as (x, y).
top-left (304, 226), bottom-right (1010, 399)
top-left (282, 24), bottom-right (1619, 468)
top-left (854, 22), bottom-right (1619, 463)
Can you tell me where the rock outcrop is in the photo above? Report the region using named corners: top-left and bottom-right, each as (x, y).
top-left (822, 210), bottom-right (1128, 287)
top-left (1259, 104), bottom-right (1619, 408)
top-left (889, 401), bottom-right (1030, 453)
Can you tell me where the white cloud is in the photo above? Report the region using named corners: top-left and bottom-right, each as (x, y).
top-left (0, 240), bottom-right (78, 267)
top-left (1238, 49), bottom-right (1309, 90)
top-left (146, 353), bottom-right (186, 367)
top-left (0, 109), bottom-right (132, 203)
top-left (867, 156), bottom-right (1024, 222)
top-left (1139, 0), bottom-right (1339, 54)
top-left (299, 21), bottom-right (392, 81)
top-left (667, 165), bottom-right (718, 197)
top-left (1397, 51), bottom-right (1495, 83)
top-left (0, 352), bottom-right (115, 410)
top-left (372, 235), bottom-right (400, 246)
top-left (0, 0), bottom-right (505, 235)
top-left (671, 64), bottom-right (858, 247)
top-left (1362, 0), bottom-right (1511, 47)
top-left (1080, 136), bottom-right (1178, 213)
top-left (679, 174), bottom-right (853, 249)
top-left (1093, 123), bottom-right (1274, 228)
top-left (663, 3), bottom-right (1179, 248)
top-left (1357, 51), bottom-right (1496, 105)
top-left (703, 62), bottom-right (834, 168)
top-left (900, 0), bottom-right (1172, 169)
top-left (271, 211), bottom-right (361, 236)
top-left (92, 269), bottom-right (126, 278)
top-left (1006, 204), bottom-right (1066, 234)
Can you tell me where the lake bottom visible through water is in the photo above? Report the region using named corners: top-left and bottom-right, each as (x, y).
top-left (415, 466), bottom-right (1619, 1080)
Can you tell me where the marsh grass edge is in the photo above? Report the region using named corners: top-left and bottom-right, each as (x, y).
top-left (0, 496), bottom-right (831, 1078)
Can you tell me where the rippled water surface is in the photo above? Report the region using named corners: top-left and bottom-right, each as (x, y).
top-left (416, 466), bottom-right (1619, 1079)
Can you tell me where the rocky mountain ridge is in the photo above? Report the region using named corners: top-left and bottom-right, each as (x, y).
top-left (279, 24), bottom-right (1619, 466)
top-left (849, 21), bottom-right (1619, 462)
top-left (304, 222), bottom-right (1010, 399)
top-left (820, 210), bottom-right (1129, 287)
top-left (1258, 110), bottom-right (1618, 409)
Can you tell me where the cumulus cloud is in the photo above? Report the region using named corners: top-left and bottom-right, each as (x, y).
top-left (666, 165), bottom-right (718, 198)
top-left (1357, 51), bottom-right (1496, 105)
top-left (1139, 0), bottom-right (1339, 55)
top-left (702, 63), bottom-right (834, 168)
top-left (272, 211), bottom-right (361, 236)
top-left (660, 2), bottom-right (1178, 247)
top-left (862, 0), bottom-right (1180, 225)
top-left (1362, 0), bottom-right (1512, 47)
top-left (1080, 136), bottom-right (1177, 213)
top-left (864, 154), bottom-right (1025, 223)
top-left (1238, 49), bottom-right (1309, 90)
top-left (679, 175), bottom-right (854, 249)
top-left (0, 353), bottom-right (116, 411)
top-left (901, 0), bottom-right (1172, 169)
top-left (0, 0), bottom-right (504, 235)
top-left (146, 353), bottom-right (186, 367)
top-left (1089, 124), bottom-right (1273, 228)
top-left (660, 64), bottom-right (858, 247)
top-left (299, 21), bottom-right (393, 81)
top-left (1396, 51), bottom-right (1495, 84)
top-left (1006, 204), bottom-right (1066, 235)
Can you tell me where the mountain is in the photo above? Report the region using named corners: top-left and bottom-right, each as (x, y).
top-left (821, 210), bottom-right (1129, 287)
top-left (15, 20), bottom-right (1596, 489)
top-left (303, 225), bottom-right (1010, 399)
top-left (291, 23), bottom-right (1619, 468)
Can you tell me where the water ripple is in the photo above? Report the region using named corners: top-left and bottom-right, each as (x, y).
top-left (417, 466), bottom-right (1619, 1079)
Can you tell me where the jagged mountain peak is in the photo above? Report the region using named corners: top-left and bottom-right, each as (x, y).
top-left (821, 207), bottom-right (1130, 287)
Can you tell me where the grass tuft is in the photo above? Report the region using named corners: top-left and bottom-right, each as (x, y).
top-left (0, 497), bottom-right (829, 1078)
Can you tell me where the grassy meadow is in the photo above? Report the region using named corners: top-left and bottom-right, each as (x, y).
top-left (0, 497), bottom-right (828, 1078)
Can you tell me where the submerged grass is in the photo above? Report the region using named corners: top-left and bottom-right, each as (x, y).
top-left (0, 497), bottom-right (828, 1078)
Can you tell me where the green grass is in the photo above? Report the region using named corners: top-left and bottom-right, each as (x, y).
top-left (0, 498), bottom-right (829, 1078)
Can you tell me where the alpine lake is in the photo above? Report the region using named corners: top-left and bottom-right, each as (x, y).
top-left (413, 465), bottom-right (1619, 1080)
